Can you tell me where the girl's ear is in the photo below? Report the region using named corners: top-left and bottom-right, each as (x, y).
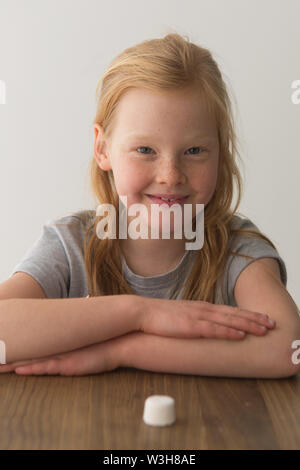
top-left (93, 123), bottom-right (112, 171)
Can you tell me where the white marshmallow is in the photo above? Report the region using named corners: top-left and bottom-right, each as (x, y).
top-left (143, 395), bottom-right (176, 426)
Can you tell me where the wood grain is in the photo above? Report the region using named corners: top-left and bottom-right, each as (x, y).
top-left (0, 368), bottom-right (299, 449)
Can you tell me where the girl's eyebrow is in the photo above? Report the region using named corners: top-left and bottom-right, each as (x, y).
top-left (125, 133), bottom-right (216, 141)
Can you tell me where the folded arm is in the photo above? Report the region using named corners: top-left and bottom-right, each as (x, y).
top-left (119, 258), bottom-right (300, 379)
top-left (0, 294), bottom-right (141, 363)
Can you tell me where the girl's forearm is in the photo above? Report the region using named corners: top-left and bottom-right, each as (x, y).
top-left (0, 295), bottom-right (142, 363)
top-left (119, 331), bottom-right (298, 379)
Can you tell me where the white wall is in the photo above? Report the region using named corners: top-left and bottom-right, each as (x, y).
top-left (0, 0), bottom-right (299, 306)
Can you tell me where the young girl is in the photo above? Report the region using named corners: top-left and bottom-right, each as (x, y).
top-left (1, 33), bottom-right (299, 378)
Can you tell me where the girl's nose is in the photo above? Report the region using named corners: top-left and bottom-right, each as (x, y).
top-left (155, 159), bottom-right (187, 186)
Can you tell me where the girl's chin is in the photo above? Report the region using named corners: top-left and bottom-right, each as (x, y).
top-left (128, 220), bottom-right (186, 239)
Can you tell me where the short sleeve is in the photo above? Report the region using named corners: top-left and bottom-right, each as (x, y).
top-left (215, 216), bottom-right (288, 306)
top-left (9, 224), bottom-right (70, 298)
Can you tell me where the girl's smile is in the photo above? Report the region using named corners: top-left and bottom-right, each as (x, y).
top-left (145, 194), bottom-right (189, 207)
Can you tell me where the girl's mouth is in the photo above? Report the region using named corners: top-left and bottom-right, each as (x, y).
top-left (146, 195), bottom-right (189, 207)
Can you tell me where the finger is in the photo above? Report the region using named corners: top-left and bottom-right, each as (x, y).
top-left (0, 358), bottom-right (37, 372)
top-left (185, 303), bottom-right (274, 336)
top-left (15, 359), bottom-right (59, 375)
top-left (172, 317), bottom-right (247, 340)
top-left (214, 305), bottom-right (276, 328)
top-left (206, 309), bottom-right (274, 335)
top-left (194, 320), bottom-right (247, 340)
top-left (189, 301), bottom-right (275, 330)
top-left (1, 353), bottom-right (63, 373)
top-left (15, 365), bottom-right (35, 374)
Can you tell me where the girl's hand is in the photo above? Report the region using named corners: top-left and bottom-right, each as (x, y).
top-left (0, 338), bottom-right (120, 376)
top-left (140, 297), bottom-right (276, 340)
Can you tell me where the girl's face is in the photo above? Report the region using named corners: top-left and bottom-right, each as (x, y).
top-left (94, 87), bottom-right (220, 237)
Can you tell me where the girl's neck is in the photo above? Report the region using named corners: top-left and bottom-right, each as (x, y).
top-left (119, 238), bottom-right (188, 277)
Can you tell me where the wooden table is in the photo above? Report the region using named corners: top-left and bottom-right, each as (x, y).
top-left (0, 368), bottom-right (299, 450)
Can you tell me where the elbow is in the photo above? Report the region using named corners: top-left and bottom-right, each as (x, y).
top-left (278, 362), bottom-right (300, 379)
top-left (273, 330), bottom-right (300, 379)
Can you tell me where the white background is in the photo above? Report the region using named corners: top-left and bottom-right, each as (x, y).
top-left (0, 0), bottom-right (299, 306)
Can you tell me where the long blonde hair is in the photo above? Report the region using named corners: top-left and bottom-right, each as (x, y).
top-left (83, 32), bottom-right (278, 301)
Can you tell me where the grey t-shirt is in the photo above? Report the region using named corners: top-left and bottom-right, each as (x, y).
top-left (9, 209), bottom-right (287, 306)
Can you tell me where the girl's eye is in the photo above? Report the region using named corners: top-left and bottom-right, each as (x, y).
top-left (136, 146), bottom-right (206, 155)
top-left (186, 147), bottom-right (206, 155)
top-left (136, 147), bottom-right (153, 154)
